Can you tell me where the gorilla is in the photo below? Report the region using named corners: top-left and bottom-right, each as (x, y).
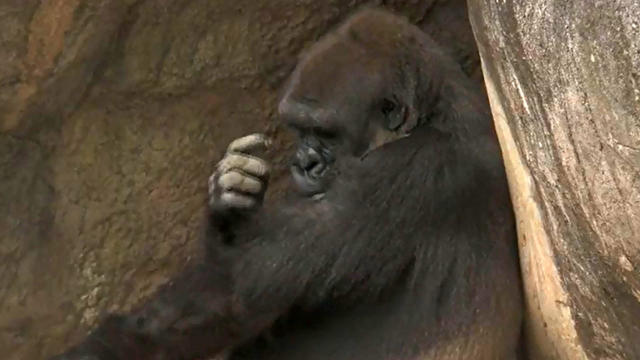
top-left (52, 8), bottom-right (523, 360)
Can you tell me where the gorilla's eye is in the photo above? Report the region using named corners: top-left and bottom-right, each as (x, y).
top-left (314, 127), bottom-right (338, 140)
top-left (381, 99), bottom-right (396, 116)
top-left (381, 98), bottom-right (405, 131)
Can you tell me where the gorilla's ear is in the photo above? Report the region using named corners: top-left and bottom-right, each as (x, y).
top-left (381, 97), bottom-right (419, 134)
top-left (381, 98), bottom-right (405, 131)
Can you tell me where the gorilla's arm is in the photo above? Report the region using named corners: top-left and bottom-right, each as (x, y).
top-left (58, 206), bottom-right (420, 359)
top-left (53, 130), bottom-right (474, 360)
top-left (53, 261), bottom-right (235, 360)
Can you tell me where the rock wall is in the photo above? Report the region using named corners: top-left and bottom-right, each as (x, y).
top-left (0, 1), bottom-right (481, 358)
top-left (469, 1), bottom-right (640, 359)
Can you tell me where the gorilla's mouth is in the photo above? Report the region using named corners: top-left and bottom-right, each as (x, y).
top-left (291, 162), bottom-right (329, 197)
top-left (291, 145), bottom-right (332, 197)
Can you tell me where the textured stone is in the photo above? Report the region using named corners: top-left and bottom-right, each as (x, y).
top-left (0, 1), bottom-right (480, 358)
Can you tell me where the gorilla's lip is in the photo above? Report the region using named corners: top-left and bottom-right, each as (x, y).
top-left (291, 165), bottom-right (326, 197)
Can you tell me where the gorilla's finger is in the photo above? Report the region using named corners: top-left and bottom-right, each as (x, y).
top-left (219, 170), bottom-right (263, 194)
top-left (220, 154), bottom-right (270, 178)
top-left (228, 133), bottom-right (271, 155)
top-left (220, 191), bottom-right (257, 209)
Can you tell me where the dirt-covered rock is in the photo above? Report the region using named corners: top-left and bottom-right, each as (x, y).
top-left (0, 1), bottom-right (481, 358)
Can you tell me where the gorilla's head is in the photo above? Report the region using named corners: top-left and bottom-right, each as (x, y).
top-left (278, 9), bottom-right (448, 197)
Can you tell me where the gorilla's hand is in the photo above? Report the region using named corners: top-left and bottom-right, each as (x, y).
top-left (209, 133), bottom-right (271, 216)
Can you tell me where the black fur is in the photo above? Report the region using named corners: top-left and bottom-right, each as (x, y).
top-left (52, 8), bottom-right (523, 360)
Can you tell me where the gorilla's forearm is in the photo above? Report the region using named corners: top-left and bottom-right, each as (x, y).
top-left (65, 221), bottom-right (267, 359)
top-left (56, 262), bottom-right (240, 360)
top-left (55, 128), bottom-right (492, 360)
top-left (64, 199), bottom-right (421, 360)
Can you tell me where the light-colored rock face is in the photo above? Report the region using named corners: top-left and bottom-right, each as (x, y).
top-left (469, 1), bottom-right (640, 359)
top-left (0, 1), bottom-right (481, 359)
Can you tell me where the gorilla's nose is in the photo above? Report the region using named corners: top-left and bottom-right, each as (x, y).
top-left (295, 146), bottom-right (325, 178)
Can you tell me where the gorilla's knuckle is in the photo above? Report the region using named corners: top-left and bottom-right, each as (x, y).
top-left (229, 133), bottom-right (269, 154)
top-left (220, 154), bottom-right (247, 171)
top-left (220, 171), bottom-right (263, 194)
top-left (220, 191), bottom-right (256, 209)
top-left (222, 154), bottom-right (269, 178)
top-left (217, 155), bottom-right (233, 171)
top-left (248, 160), bottom-right (269, 177)
top-left (218, 171), bottom-right (243, 190)
top-left (243, 177), bottom-right (263, 194)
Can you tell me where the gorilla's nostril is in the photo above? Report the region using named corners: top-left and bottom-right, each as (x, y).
top-left (306, 147), bottom-right (321, 162)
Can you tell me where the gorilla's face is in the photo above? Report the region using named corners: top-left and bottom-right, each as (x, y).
top-left (278, 35), bottom-right (418, 197)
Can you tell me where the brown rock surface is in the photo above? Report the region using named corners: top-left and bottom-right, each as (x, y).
top-left (469, 1), bottom-right (640, 359)
top-left (0, 1), bottom-right (481, 358)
